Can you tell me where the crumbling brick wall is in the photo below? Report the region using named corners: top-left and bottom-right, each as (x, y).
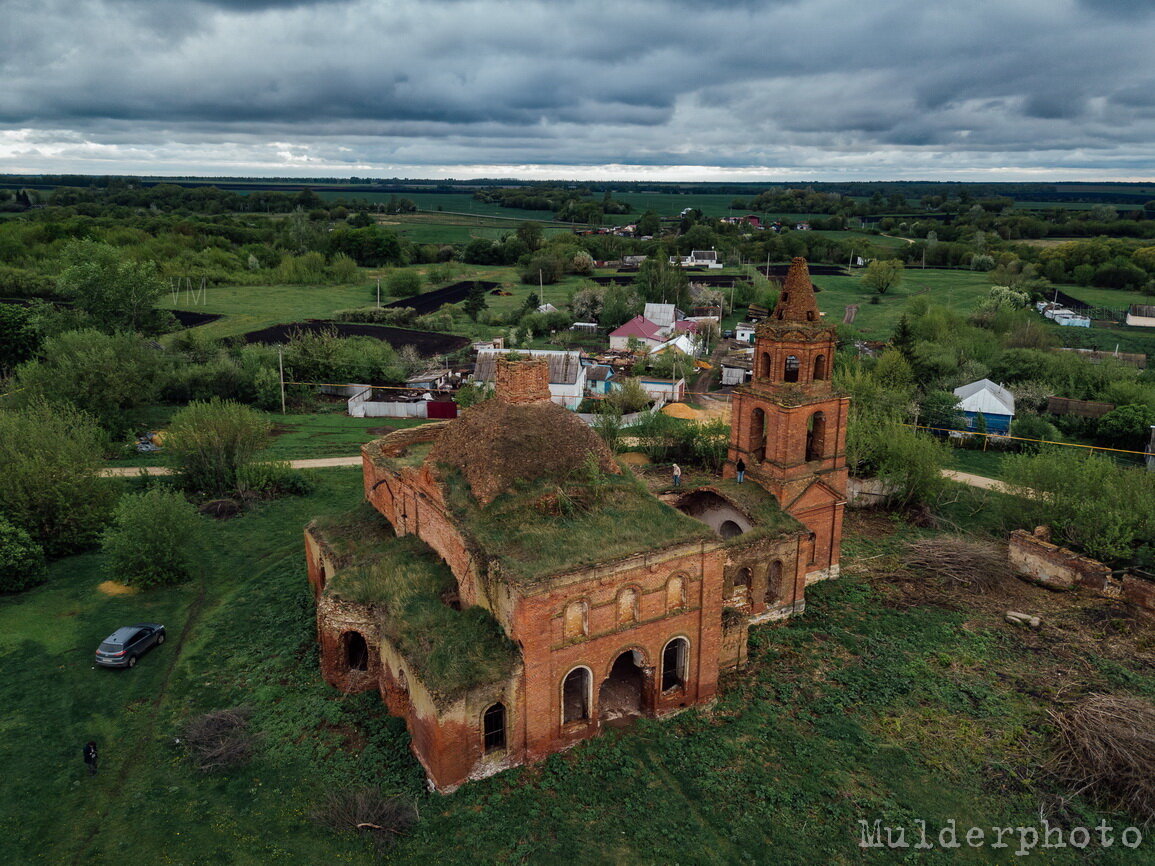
top-left (1009, 529), bottom-right (1113, 592)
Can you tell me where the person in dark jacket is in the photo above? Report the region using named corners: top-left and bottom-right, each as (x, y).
top-left (83, 741), bottom-right (98, 775)
top-left (736, 457), bottom-right (746, 483)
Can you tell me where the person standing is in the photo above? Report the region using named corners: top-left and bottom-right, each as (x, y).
top-left (671, 463), bottom-right (682, 487)
top-left (736, 457), bottom-right (746, 483)
top-left (83, 741), bottom-right (98, 776)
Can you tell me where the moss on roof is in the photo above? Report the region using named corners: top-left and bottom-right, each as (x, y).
top-left (311, 506), bottom-right (517, 704)
top-left (438, 460), bottom-right (714, 584)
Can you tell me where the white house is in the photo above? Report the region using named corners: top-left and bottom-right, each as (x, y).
top-left (473, 349), bottom-right (588, 409)
top-left (735, 322), bottom-right (757, 343)
top-left (608, 316), bottom-right (664, 351)
top-left (637, 376), bottom-right (686, 403)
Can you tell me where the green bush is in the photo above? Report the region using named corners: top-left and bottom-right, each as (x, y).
top-left (166, 399), bottom-right (271, 497)
top-left (101, 487), bottom-right (204, 588)
top-left (386, 269), bottom-right (422, 298)
top-left (0, 518), bottom-right (47, 593)
top-left (0, 401), bottom-right (117, 555)
top-left (236, 460), bottom-right (315, 500)
top-left (1003, 448), bottom-right (1155, 563)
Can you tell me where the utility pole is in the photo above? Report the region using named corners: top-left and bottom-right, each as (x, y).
top-left (278, 349), bottom-right (287, 415)
top-left (376, 277), bottom-right (381, 309)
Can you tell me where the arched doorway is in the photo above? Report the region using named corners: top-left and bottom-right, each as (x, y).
top-left (806, 411), bottom-right (826, 461)
top-left (813, 354), bottom-right (827, 381)
top-left (732, 567), bottom-right (752, 605)
top-left (562, 667), bottom-right (590, 724)
top-left (344, 631), bottom-right (368, 671)
top-left (719, 520), bottom-right (743, 539)
top-left (599, 651), bottom-right (646, 726)
top-left (750, 407), bottom-right (766, 460)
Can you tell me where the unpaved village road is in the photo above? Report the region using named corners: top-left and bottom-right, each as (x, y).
top-left (103, 458), bottom-right (1004, 490)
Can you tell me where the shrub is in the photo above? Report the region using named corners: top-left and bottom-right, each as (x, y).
top-left (0, 401), bottom-right (117, 555)
top-left (166, 399), bottom-right (271, 497)
top-left (333, 306), bottom-right (416, 326)
top-left (0, 518), bottom-right (47, 593)
top-left (180, 707), bottom-right (256, 772)
top-left (386, 269), bottom-right (422, 298)
top-left (311, 788), bottom-right (417, 851)
top-left (1050, 694), bottom-right (1155, 823)
top-left (1002, 447), bottom-right (1155, 563)
top-left (235, 460), bottom-right (314, 500)
top-left (101, 487), bottom-right (204, 588)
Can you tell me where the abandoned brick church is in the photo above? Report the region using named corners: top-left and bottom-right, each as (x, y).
top-left (304, 257), bottom-right (848, 791)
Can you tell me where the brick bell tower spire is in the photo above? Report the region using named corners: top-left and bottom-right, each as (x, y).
top-left (726, 257), bottom-right (849, 583)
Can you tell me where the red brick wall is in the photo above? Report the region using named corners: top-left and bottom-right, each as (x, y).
top-left (495, 357), bottom-right (551, 404)
top-left (511, 543), bottom-right (725, 761)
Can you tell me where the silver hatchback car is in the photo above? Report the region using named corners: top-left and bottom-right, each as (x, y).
top-left (94, 623), bottom-right (166, 669)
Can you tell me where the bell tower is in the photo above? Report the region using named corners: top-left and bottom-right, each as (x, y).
top-left (726, 257), bottom-right (849, 583)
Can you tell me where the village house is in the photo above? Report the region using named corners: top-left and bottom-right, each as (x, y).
top-left (303, 257), bottom-right (848, 792)
top-left (953, 378), bottom-right (1016, 434)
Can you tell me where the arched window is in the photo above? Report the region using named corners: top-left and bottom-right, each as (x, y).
top-left (784, 355), bottom-right (800, 383)
top-left (564, 600), bottom-right (589, 640)
top-left (666, 575), bottom-right (685, 611)
top-left (318, 563), bottom-right (327, 591)
top-left (732, 567), bottom-right (751, 604)
top-left (766, 560), bottom-right (783, 605)
top-left (482, 703), bottom-right (506, 752)
top-left (562, 667), bottom-right (591, 723)
top-left (617, 588), bottom-right (639, 625)
top-left (760, 351), bottom-right (772, 379)
top-left (806, 412), bottom-right (826, 461)
top-left (344, 632), bottom-right (368, 671)
top-left (661, 638), bottom-right (689, 691)
top-left (813, 354), bottom-right (827, 381)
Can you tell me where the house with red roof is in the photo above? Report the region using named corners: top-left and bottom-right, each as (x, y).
top-left (608, 315), bottom-right (664, 350)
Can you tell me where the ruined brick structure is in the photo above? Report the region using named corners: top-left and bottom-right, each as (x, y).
top-left (725, 256), bottom-right (849, 584)
top-left (304, 258), bottom-right (847, 791)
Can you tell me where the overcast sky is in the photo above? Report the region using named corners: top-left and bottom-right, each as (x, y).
top-left (3, 0), bottom-right (1155, 181)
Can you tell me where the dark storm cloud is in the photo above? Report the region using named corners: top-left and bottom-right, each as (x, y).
top-left (2, 0), bottom-right (1155, 178)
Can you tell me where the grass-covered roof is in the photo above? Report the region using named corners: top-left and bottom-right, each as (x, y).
top-left (310, 505), bottom-right (517, 704)
top-left (438, 460), bottom-right (715, 585)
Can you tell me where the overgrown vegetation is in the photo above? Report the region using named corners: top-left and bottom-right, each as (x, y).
top-left (179, 707), bottom-right (257, 772)
top-left (0, 400), bottom-right (118, 556)
top-left (101, 486), bottom-right (204, 588)
top-left (317, 507), bottom-right (516, 701)
top-left (166, 398), bottom-right (271, 497)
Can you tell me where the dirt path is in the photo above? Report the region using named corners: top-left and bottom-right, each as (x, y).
top-left (941, 469), bottom-right (1009, 492)
top-left (100, 456), bottom-right (363, 477)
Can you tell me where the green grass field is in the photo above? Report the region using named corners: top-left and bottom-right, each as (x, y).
top-left (812, 268), bottom-right (996, 340)
top-left (2, 471), bottom-right (1151, 863)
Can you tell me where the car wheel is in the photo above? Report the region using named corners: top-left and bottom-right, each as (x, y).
top-left (156, 633), bottom-right (165, 645)
top-left (127, 655), bottom-right (137, 668)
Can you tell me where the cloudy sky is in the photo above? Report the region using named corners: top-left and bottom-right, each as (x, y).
top-left (2, 0), bottom-right (1155, 180)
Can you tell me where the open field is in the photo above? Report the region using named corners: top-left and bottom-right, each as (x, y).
top-left (380, 211), bottom-right (574, 245)
top-left (1053, 284), bottom-right (1154, 311)
top-left (2, 474), bottom-right (1152, 863)
top-left (812, 268), bottom-right (995, 340)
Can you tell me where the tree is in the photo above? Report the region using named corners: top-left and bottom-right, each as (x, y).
top-left (57, 240), bottom-right (168, 333)
top-left (516, 221), bottom-right (544, 252)
top-left (10, 329), bottom-right (164, 433)
top-left (386, 269), bottom-right (423, 298)
top-left (636, 210), bottom-right (661, 238)
top-left (0, 302), bottom-right (43, 374)
top-left (633, 252), bottom-right (690, 308)
top-left (862, 258), bottom-right (904, 294)
top-left (0, 518), bottom-right (47, 593)
top-left (463, 282), bottom-right (488, 320)
top-left (0, 401), bottom-right (118, 555)
top-left (101, 487), bottom-right (204, 588)
top-left (166, 399), bottom-right (271, 496)
top-left (891, 314), bottom-right (916, 360)
top-left (1098, 404), bottom-right (1155, 450)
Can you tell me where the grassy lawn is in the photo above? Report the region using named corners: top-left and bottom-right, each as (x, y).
top-left (108, 410), bottom-right (427, 468)
top-left (3, 474), bottom-right (1152, 863)
top-left (812, 268), bottom-right (995, 340)
top-left (948, 446), bottom-right (1007, 479)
